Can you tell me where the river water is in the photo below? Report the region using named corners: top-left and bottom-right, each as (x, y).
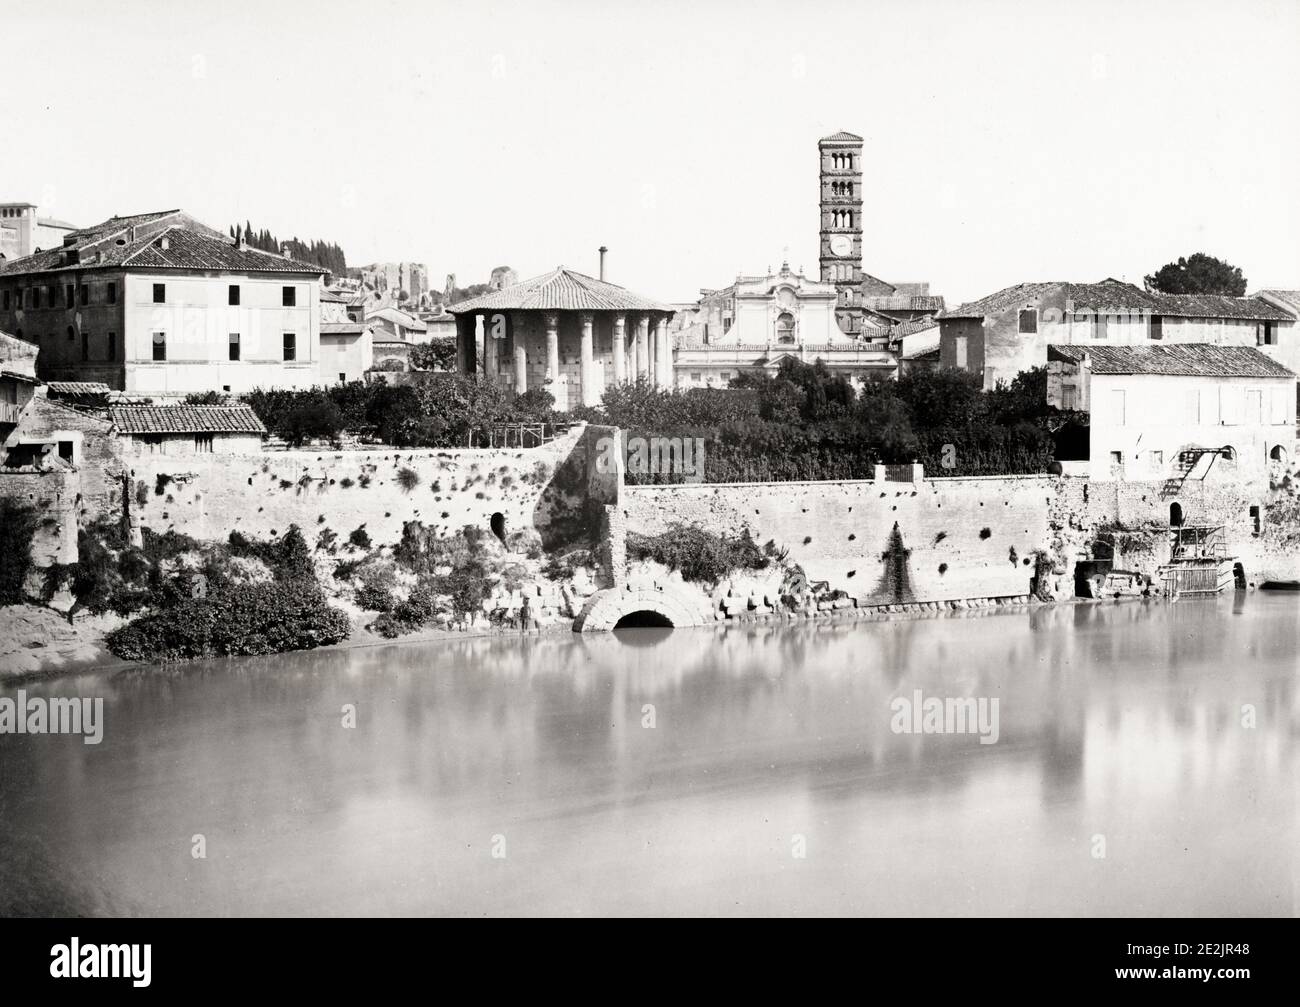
top-left (1, 594), bottom-right (1296, 917)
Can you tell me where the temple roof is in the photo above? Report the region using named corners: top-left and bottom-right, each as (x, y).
top-left (446, 267), bottom-right (674, 315)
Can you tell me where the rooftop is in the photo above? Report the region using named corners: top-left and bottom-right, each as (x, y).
top-left (1256, 289), bottom-right (1300, 317)
top-left (0, 210), bottom-right (330, 278)
top-left (819, 131), bottom-right (864, 143)
top-left (109, 404), bottom-right (267, 435)
top-left (447, 266), bottom-right (674, 314)
top-left (1049, 343), bottom-right (1295, 378)
top-left (940, 280), bottom-right (1291, 321)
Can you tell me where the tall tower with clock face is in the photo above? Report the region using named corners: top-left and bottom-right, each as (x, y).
top-left (818, 131), bottom-right (865, 338)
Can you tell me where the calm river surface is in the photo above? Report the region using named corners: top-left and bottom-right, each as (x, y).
top-left (2, 594), bottom-right (1297, 917)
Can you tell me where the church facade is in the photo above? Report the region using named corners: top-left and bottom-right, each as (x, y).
top-left (671, 261), bottom-right (896, 387)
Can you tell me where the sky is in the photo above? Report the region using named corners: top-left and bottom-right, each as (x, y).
top-left (8, 0), bottom-right (1299, 305)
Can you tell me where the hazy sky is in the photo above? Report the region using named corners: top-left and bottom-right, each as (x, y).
top-left (9, 0), bottom-right (1299, 304)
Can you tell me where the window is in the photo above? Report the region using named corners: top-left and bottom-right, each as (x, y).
top-left (1093, 314), bottom-right (1108, 340)
top-left (152, 332), bottom-right (166, 361)
top-left (1110, 389), bottom-right (1126, 425)
top-left (776, 312), bottom-right (796, 344)
top-left (229, 284), bottom-right (240, 306)
top-left (1018, 309), bottom-right (1037, 334)
top-left (1149, 315), bottom-right (1163, 340)
top-left (79, 285), bottom-right (89, 306)
top-left (194, 435), bottom-right (214, 453)
top-left (338, 372), bottom-right (346, 383)
top-left (229, 333), bottom-right (241, 361)
top-left (153, 283), bottom-right (165, 303)
top-left (954, 335), bottom-right (968, 369)
top-left (67, 325), bottom-right (75, 342)
top-left (1149, 450), bottom-right (1163, 468)
top-left (1246, 389), bottom-right (1262, 423)
top-left (81, 332), bottom-right (89, 362)
top-left (690, 372), bottom-right (702, 382)
top-left (106, 282), bottom-right (116, 305)
top-left (282, 286), bottom-right (296, 307)
top-left (1262, 322), bottom-right (1277, 345)
top-left (1061, 385), bottom-right (1078, 410)
top-left (107, 332), bottom-right (117, 361)
top-left (282, 332), bottom-right (296, 361)
top-left (65, 284), bottom-right (74, 306)
top-left (1249, 505), bottom-right (1261, 537)
top-left (58, 441), bottom-right (74, 462)
top-left (1109, 451), bottom-right (1123, 467)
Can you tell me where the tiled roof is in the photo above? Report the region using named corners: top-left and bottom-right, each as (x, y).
top-left (940, 280), bottom-right (1290, 321)
top-left (109, 404), bottom-right (267, 435)
top-left (47, 381), bottom-right (110, 395)
top-left (0, 211), bottom-right (328, 277)
top-left (864, 294), bottom-right (945, 312)
top-left (447, 267), bottom-right (674, 314)
top-left (820, 131), bottom-right (864, 143)
top-left (366, 306), bottom-right (427, 330)
top-left (1050, 344), bottom-right (1295, 378)
top-left (1256, 289), bottom-right (1300, 317)
top-left (0, 369), bottom-right (41, 384)
top-left (891, 317), bottom-right (940, 339)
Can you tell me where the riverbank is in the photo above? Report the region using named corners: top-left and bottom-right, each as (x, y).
top-left (0, 589), bottom-right (1126, 684)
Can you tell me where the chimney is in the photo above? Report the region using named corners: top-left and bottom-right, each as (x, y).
top-left (598, 246), bottom-right (608, 281)
top-left (281, 244), bottom-right (292, 260)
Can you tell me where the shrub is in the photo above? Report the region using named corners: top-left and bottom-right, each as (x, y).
top-left (625, 524), bottom-right (768, 584)
top-left (106, 579), bottom-right (349, 662)
top-left (396, 467), bottom-right (420, 491)
top-left (348, 525), bottom-right (371, 549)
top-left (355, 582), bottom-right (395, 612)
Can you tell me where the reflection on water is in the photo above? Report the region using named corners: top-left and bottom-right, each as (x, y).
top-left (1, 596), bottom-right (1297, 917)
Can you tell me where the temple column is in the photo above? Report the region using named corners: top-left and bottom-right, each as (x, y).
top-left (612, 313), bottom-right (626, 386)
top-left (483, 313), bottom-right (499, 379)
top-left (544, 312), bottom-right (560, 407)
top-left (636, 316), bottom-right (651, 382)
top-left (513, 317), bottom-right (527, 393)
top-left (579, 312), bottom-right (597, 407)
top-left (655, 316), bottom-right (672, 388)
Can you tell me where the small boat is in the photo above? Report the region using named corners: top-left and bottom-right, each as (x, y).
top-left (1260, 581), bottom-right (1300, 592)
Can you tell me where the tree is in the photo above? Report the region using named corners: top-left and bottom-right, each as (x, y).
top-left (1144, 253), bottom-right (1246, 297)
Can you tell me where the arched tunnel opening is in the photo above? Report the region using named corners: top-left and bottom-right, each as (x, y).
top-left (613, 610), bottom-right (675, 629)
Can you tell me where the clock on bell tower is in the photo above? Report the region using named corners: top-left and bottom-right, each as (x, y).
top-left (817, 130), bottom-right (864, 338)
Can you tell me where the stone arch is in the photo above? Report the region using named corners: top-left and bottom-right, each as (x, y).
top-left (574, 584), bottom-right (712, 633)
top-left (1169, 501), bottom-right (1183, 527)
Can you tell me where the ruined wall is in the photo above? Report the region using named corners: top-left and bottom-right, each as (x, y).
top-left (622, 474), bottom-right (1052, 602)
top-left (117, 426), bottom-right (590, 548)
top-left (0, 468), bottom-right (79, 596)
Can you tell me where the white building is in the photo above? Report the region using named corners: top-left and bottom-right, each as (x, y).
top-left (1048, 344), bottom-right (1295, 481)
top-left (0, 210), bottom-right (329, 395)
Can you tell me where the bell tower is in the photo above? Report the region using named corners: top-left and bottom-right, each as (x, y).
top-left (817, 131), bottom-right (864, 338)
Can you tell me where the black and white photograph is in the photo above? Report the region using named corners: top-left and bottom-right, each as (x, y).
top-left (0, 0), bottom-right (1296, 955)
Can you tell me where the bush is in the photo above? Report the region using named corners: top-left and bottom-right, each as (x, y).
top-left (626, 525), bottom-right (768, 584)
top-left (355, 582), bottom-right (395, 612)
top-left (106, 579), bottom-right (349, 662)
top-left (348, 525), bottom-right (371, 549)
